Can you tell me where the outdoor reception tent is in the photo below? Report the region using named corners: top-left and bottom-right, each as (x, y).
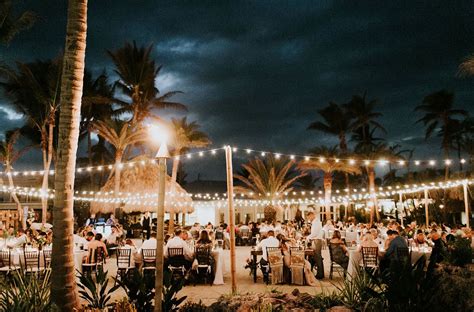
top-left (90, 156), bottom-right (193, 215)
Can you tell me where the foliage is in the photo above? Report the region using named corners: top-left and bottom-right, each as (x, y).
top-left (0, 0), bottom-right (37, 45)
top-left (162, 269), bottom-right (187, 312)
top-left (0, 270), bottom-right (51, 312)
top-left (116, 268), bottom-right (154, 312)
top-left (446, 236), bottom-right (472, 267)
top-left (179, 301), bottom-right (208, 312)
top-left (77, 268), bottom-right (120, 310)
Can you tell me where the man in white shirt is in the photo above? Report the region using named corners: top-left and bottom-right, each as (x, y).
top-left (306, 211), bottom-right (324, 279)
top-left (256, 230), bottom-right (280, 283)
top-left (140, 232), bottom-right (157, 251)
top-left (164, 229), bottom-right (194, 269)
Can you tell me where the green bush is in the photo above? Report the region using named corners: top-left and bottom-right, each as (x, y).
top-left (77, 268), bottom-right (120, 310)
top-left (446, 237), bottom-right (472, 267)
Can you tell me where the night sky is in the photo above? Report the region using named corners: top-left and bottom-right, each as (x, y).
top-left (2, 1), bottom-right (474, 180)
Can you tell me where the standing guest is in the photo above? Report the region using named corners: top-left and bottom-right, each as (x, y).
top-left (85, 214), bottom-right (97, 226)
top-left (256, 230), bottom-right (280, 283)
top-left (141, 212), bottom-right (151, 240)
top-left (306, 211), bottom-right (324, 279)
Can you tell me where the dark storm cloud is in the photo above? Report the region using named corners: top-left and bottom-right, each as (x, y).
top-left (2, 1), bottom-right (474, 178)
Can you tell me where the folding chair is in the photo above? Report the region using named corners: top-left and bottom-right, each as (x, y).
top-left (361, 247), bottom-right (379, 271)
top-left (167, 247), bottom-right (187, 280)
top-left (290, 249), bottom-right (305, 285)
top-left (0, 249), bottom-right (18, 275)
top-left (328, 243), bottom-right (346, 279)
top-left (116, 248), bottom-right (133, 282)
top-left (22, 250), bottom-right (41, 273)
top-left (141, 248), bottom-right (156, 271)
top-left (194, 246), bottom-right (213, 285)
top-left (43, 249), bottom-right (52, 270)
top-left (267, 248), bottom-right (284, 284)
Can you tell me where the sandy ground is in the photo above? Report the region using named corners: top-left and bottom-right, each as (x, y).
top-left (101, 241), bottom-right (341, 306)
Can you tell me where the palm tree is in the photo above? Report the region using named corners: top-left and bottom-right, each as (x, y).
top-left (0, 129), bottom-right (29, 227)
top-left (415, 90), bottom-right (468, 179)
top-left (0, 0), bottom-right (37, 45)
top-left (295, 174), bottom-right (319, 191)
top-left (307, 102), bottom-right (353, 151)
top-left (51, 0), bottom-right (88, 309)
top-left (93, 119), bottom-right (146, 212)
top-left (298, 146), bottom-right (361, 220)
top-left (235, 157), bottom-right (305, 222)
top-left (107, 41), bottom-right (187, 126)
top-left (0, 58), bottom-right (62, 223)
top-left (168, 117), bottom-right (210, 232)
top-left (345, 93), bottom-right (386, 148)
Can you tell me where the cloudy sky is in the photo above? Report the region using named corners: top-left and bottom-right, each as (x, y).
top-left (2, 1), bottom-right (474, 180)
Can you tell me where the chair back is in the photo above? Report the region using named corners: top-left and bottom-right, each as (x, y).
top-left (168, 247), bottom-right (184, 258)
top-left (361, 246), bottom-right (379, 268)
top-left (215, 230), bottom-right (224, 240)
top-left (195, 246), bottom-right (212, 265)
top-left (117, 248), bottom-right (132, 269)
top-left (328, 243), bottom-right (338, 263)
top-left (141, 248), bottom-right (156, 263)
top-left (23, 250), bottom-right (40, 271)
top-left (43, 249), bottom-right (52, 268)
top-left (289, 246), bottom-right (304, 252)
top-left (240, 228), bottom-right (250, 238)
top-left (290, 249), bottom-right (305, 285)
top-left (0, 250), bottom-right (12, 268)
top-left (267, 248), bottom-right (284, 284)
top-left (396, 247), bottom-right (410, 264)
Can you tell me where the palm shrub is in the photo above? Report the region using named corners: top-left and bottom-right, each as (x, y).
top-left (77, 268), bottom-right (120, 310)
top-left (162, 269), bottom-right (187, 311)
top-left (446, 236), bottom-right (472, 267)
top-left (117, 268), bottom-right (154, 312)
top-left (0, 270), bottom-right (51, 312)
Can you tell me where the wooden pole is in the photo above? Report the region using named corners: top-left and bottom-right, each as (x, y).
top-left (463, 181), bottom-right (470, 228)
top-left (424, 188), bottom-right (429, 227)
top-left (225, 145), bottom-right (237, 294)
top-left (154, 157), bottom-right (167, 312)
top-left (398, 192), bottom-right (404, 228)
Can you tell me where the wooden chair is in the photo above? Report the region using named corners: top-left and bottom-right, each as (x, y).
top-left (115, 248), bottom-right (133, 282)
top-left (328, 243), bottom-right (346, 279)
top-left (43, 249), bottom-right (52, 270)
top-left (267, 248), bottom-right (284, 284)
top-left (167, 247), bottom-right (187, 280)
top-left (141, 248), bottom-right (156, 271)
top-left (290, 249), bottom-right (305, 285)
top-left (361, 247), bottom-right (379, 269)
top-left (194, 246), bottom-right (213, 285)
top-left (22, 250), bottom-right (41, 273)
top-left (82, 247), bottom-right (105, 276)
top-left (0, 249), bottom-right (18, 274)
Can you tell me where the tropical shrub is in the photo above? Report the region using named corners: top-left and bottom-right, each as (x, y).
top-left (117, 268), bottom-right (154, 312)
top-left (77, 268), bottom-right (120, 310)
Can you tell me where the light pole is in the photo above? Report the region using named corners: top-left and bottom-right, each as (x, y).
top-left (149, 125), bottom-right (170, 312)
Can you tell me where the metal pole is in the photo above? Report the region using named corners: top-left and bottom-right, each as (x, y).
top-left (225, 145), bottom-right (237, 294)
top-left (463, 181), bottom-right (470, 228)
top-left (424, 188), bottom-right (429, 227)
top-left (154, 157), bottom-right (166, 312)
top-left (398, 192), bottom-right (404, 228)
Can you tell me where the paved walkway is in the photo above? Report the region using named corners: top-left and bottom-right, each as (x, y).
top-left (104, 244), bottom-right (341, 305)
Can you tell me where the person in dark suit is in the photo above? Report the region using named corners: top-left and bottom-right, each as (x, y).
top-left (380, 230), bottom-right (408, 271)
top-left (142, 211), bottom-right (151, 240)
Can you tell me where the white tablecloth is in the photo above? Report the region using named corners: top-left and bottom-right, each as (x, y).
top-left (346, 246), bottom-right (431, 280)
top-left (7, 248), bottom-right (86, 272)
top-left (212, 249), bottom-right (225, 285)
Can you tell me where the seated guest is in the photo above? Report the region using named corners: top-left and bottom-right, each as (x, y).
top-left (370, 229), bottom-right (384, 247)
top-left (7, 229), bottom-right (27, 248)
top-left (196, 230), bottom-right (212, 247)
top-left (86, 233), bottom-right (108, 258)
top-left (414, 230), bottom-right (427, 247)
top-left (256, 230), bottom-right (280, 283)
top-left (106, 214), bottom-right (117, 226)
top-left (328, 230), bottom-right (349, 270)
top-left (381, 230), bottom-right (408, 270)
top-left (122, 239), bottom-right (138, 267)
top-left (106, 225), bottom-right (123, 247)
top-left (281, 238), bottom-right (318, 286)
top-left (74, 229), bottom-right (88, 246)
top-left (85, 231), bottom-right (95, 242)
top-left (428, 230), bottom-right (445, 272)
top-left (358, 233), bottom-right (378, 251)
top-left (164, 229), bottom-right (194, 268)
top-left (140, 232), bottom-right (157, 251)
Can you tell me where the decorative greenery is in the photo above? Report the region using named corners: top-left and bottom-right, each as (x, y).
top-left (77, 268), bottom-right (120, 310)
top-left (162, 269), bottom-right (187, 312)
top-left (446, 236), bottom-right (472, 267)
top-left (0, 270), bottom-right (51, 312)
top-left (116, 268), bottom-right (154, 312)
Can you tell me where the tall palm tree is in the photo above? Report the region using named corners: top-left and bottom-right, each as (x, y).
top-left (107, 41), bottom-right (187, 126)
top-left (235, 157), bottom-right (305, 222)
top-left (0, 58), bottom-right (62, 223)
top-left (93, 119), bottom-right (146, 211)
top-left (307, 102), bottom-right (353, 151)
top-left (415, 90), bottom-right (468, 179)
top-left (168, 117), bottom-right (210, 232)
top-left (0, 129), bottom-right (29, 227)
top-left (345, 93), bottom-right (386, 149)
top-left (0, 0), bottom-right (37, 45)
top-left (295, 174), bottom-right (319, 191)
top-left (298, 146), bottom-right (361, 220)
top-left (51, 0), bottom-right (88, 309)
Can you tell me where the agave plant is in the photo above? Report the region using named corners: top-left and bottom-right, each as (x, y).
top-left (77, 268), bottom-right (120, 310)
top-left (0, 270), bottom-right (51, 312)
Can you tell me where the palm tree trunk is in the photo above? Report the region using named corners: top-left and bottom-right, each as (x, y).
top-left (41, 123), bottom-right (54, 224)
top-left (339, 133), bottom-right (351, 219)
top-left (87, 130), bottom-right (94, 187)
top-left (114, 150), bottom-right (123, 214)
top-left (5, 164), bottom-right (23, 228)
top-left (168, 156), bottom-right (180, 234)
top-left (323, 172), bottom-right (332, 221)
top-left (51, 0), bottom-right (88, 309)
top-left (368, 166), bottom-right (379, 225)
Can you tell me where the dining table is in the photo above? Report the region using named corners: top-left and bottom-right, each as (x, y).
top-left (346, 246), bottom-right (432, 280)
